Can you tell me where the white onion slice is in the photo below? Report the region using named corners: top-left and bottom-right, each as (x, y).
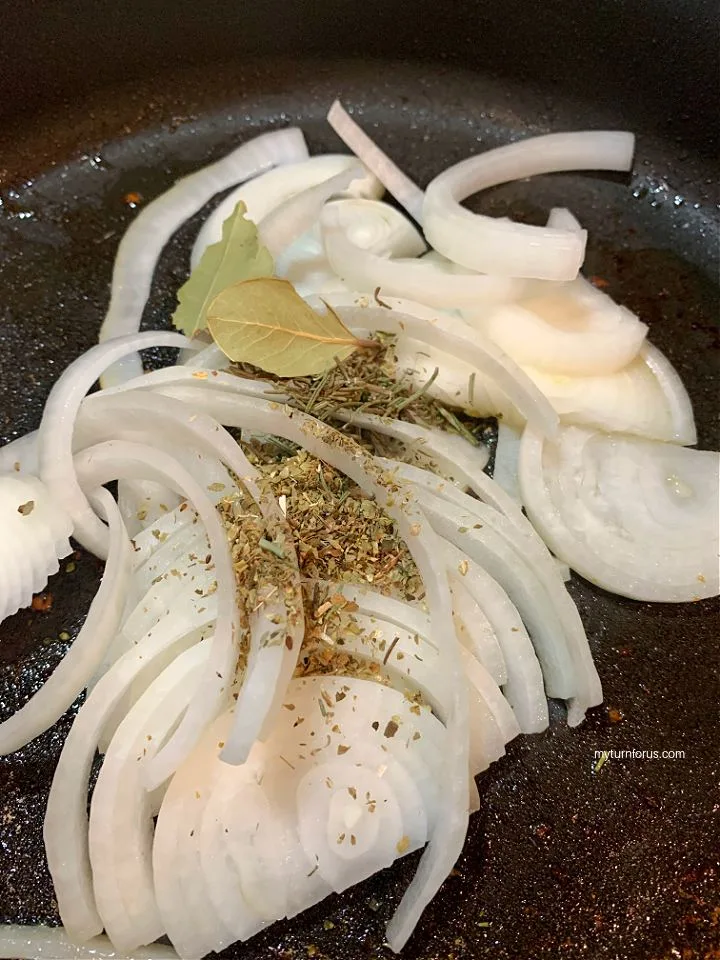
top-left (98, 364), bottom-right (278, 401)
top-left (44, 606), bottom-right (214, 943)
top-left (321, 203), bottom-right (523, 309)
top-left (423, 130), bottom-right (635, 279)
top-left (296, 755), bottom-right (422, 893)
top-left (519, 424), bottom-right (719, 601)
top-left (327, 100), bottom-right (425, 221)
top-left (79, 389), bottom-right (304, 767)
top-left (459, 646), bottom-right (520, 748)
top-left (396, 321), bottom-right (696, 444)
top-left (98, 127), bottom-right (308, 386)
top-left (523, 342), bottom-right (697, 443)
top-left (0, 429), bottom-right (39, 476)
top-left (492, 420), bottom-right (523, 503)
top-left (38, 332), bottom-right (193, 559)
top-left (466, 287), bottom-right (647, 376)
top-left (0, 474), bottom-right (73, 624)
top-left (449, 577), bottom-right (507, 686)
top-left (0, 489), bottom-right (131, 754)
top-left (141, 385), bottom-right (469, 951)
top-left (641, 341), bottom-right (697, 445)
top-left (443, 543), bottom-right (548, 734)
top-left (191, 153), bottom-right (382, 267)
top-left (117, 479), bottom-right (181, 537)
top-left (153, 721), bottom-right (248, 959)
top-left (72, 439), bottom-right (240, 788)
top-left (546, 206), bottom-right (584, 232)
top-left (258, 164), bottom-right (363, 257)
top-left (88, 642), bottom-right (208, 951)
top-left (327, 582), bottom-right (434, 643)
top-left (0, 925), bottom-right (178, 959)
top-left (415, 489), bottom-right (602, 724)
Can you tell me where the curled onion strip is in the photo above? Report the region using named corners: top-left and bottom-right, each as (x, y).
top-left (44, 608), bottom-right (214, 943)
top-left (423, 130), bottom-right (635, 280)
top-left (321, 203), bottom-right (522, 309)
top-left (258, 165), bottom-right (363, 257)
top-left (88, 642), bottom-right (209, 950)
top-left (0, 488), bottom-right (132, 754)
top-left (414, 488), bottom-right (602, 724)
top-left (191, 154), bottom-right (382, 267)
top-left (0, 925), bottom-right (178, 960)
top-left (37, 332), bottom-right (194, 559)
top-left (327, 100), bottom-right (425, 221)
top-left (72, 439), bottom-right (240, 788)
top-left (79, 390), bottom-right (304, 769)
top-left (444, 543), bottom-right (548, 734)
top-left (98, 127), bottom-right (308, 386)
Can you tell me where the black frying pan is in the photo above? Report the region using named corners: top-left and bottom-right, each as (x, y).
top-left (0, 3), bottom-right (718, 958)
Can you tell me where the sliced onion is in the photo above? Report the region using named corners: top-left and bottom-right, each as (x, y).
top-left (641, 341), bottom-right (697, 445)
top-left (44, 606), bottom-right (213, 943)
top-left (321, 203), bottom-right (523, 309)
top-left (459, 646), bottom-right (520, 747)
top-left (0, 925), bottom-right (178, 960)
top-left (79, 389), bottom-right (304, 768)
top-left (38, 332), bottom-right (193, 559)
top-left (258, 164), bottom-right (363, 257)
top-left (546, 206), bottom-right (584, 233)
top-left (443, 543), bottom-right (548, 735)
top-left (492, 420), bottom-right (523, 504)
top-left (98, 364), bottom-right (277, 401)
top-left (327, 100), bottom-right (425, 222)
top-left (414, 489), bottom-right (602, 725)
top-left (0, 474), bottom-right (73, 624)
top-left (423, 130), bottom-right (635, 279)
top-left (523, 342), bottom-right (697, 443)
top-left (465, 285), bottom-right (647, 376)
top-left (397, 320), bottom-right (696, 444)
top-left (72, 439), bottom-right (240, 789)
top-left (199, 717), bottom-right (286, 938)
top-left (519, 424), bottom-right (719, 601)
top-left (191, 154), bottom-right (382, 267)
top-left (449, 577), bottom-right (507, 686)
top-left (153, 717), bottom-right (251, 959)
top-left (98, 127), bottom-right (308, 386)
top-left (0, 429), bottom-right (39, 476)
top-left (140, 385), bottom-right (469, 952)
top-left (88, 642), bottom-right (208, 951)
top-left (0, 489), bottom-right (131, 754)
top-left (325, 198), bottom-right (426, 258)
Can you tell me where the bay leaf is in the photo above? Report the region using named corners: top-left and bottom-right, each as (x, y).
top-left (172, 200), bottom-right (273, 338)
top-left (207, 277), bottom-right (369, 377)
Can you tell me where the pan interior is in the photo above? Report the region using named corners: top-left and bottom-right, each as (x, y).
top-left (0, 58), bottom-right (718, 960)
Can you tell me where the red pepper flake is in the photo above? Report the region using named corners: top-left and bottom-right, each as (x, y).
top-left (123, 191), bottom-right (143, 207)
top-left (590, 275), bottom-right (610, 289)
top-left (31, 593), bottom-right (53, 612)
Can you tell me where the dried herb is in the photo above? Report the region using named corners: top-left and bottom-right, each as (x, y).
top-left (172, 200), bottom-right (273, 338)
top-left (208, 278), bottom-right (376, 376)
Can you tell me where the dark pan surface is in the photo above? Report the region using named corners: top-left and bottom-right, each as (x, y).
top-left (0, 60), bottom-right (718, 960)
